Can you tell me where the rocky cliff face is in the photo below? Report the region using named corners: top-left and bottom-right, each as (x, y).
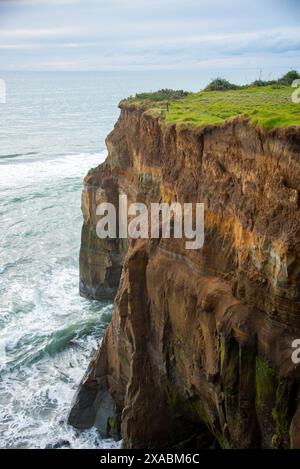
top-left (69, 103), bottom-right (300, 449)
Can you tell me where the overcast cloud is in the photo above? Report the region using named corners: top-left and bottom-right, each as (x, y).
top-left (0, 0), bottom-right (299, 77)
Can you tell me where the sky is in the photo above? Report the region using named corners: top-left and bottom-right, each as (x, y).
top-left (0, 0), bottom-right (299, 79)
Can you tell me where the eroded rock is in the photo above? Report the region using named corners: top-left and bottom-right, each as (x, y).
top-left (69, 103), bottom-right (300, 448)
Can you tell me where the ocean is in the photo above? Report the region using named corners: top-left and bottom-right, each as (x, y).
top-left (0, 71), bottom-right (202, 449)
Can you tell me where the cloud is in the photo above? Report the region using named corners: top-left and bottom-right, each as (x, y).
top-left (0, 42), bottom-right (93, 49)
top-left (0, 0), bottom-right (299, 72)
top-left (0, 0), bottom-right (81, 4)
top-left (0, 28), bottom-right (72, 38)
top-left (0, 41), bottom-right (98, 50)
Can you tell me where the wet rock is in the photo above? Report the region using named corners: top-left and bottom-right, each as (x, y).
top-left (45, 439), bottom-right (71, 449)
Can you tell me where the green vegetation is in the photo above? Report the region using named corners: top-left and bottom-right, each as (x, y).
top-left (204, 70), bottom-right (300, 90)
top-left (133, 88), bottom-right (189, 101)
top-left (204, 77), bottom-right (240, 91)
top-left (124, 71), bottom-right (300, 130)
top-left (272, 407), bottom-right (290, 441)
top-left (255, 356), bottom-right (278, 410)
top-left (165, 86), bottom-right (300, 129)
top-left (278, 70), bottom-right (300, 85)
top-left (175, 329), bottom-right (188, 345)
top-left (251, 70), bottom-right (300, 88)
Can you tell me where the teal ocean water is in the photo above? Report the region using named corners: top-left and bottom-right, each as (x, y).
top-left (0, 71), bottom-right (202, 448)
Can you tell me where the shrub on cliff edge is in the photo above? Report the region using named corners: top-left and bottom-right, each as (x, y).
top-left (205, 78), bottom-right (240, 91)
top-left (278, 70), bottom-right (300, 85)
top-left (134, 89), bottom-right (190, 101)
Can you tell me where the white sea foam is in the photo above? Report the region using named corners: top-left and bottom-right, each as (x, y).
top-left (0, 151), bottom-right (106, 190)
top-left (0, 259), bottom-right (118, 448)
top-left (0, 150), bottom-right (116, 449)
top-left (0, 72), bottom-right (128, 449)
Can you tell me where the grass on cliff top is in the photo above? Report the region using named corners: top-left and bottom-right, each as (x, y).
top-left (124, 85), bottom-right (300, 130)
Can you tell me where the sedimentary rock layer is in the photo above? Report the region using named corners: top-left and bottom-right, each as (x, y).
top-left (69, 103), bottom-right (300, 448)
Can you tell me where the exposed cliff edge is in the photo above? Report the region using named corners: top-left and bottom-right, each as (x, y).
top-left (69, 102), bottom-right (300, 449)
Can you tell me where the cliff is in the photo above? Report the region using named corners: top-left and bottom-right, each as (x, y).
top-left (69, 101), bottom-right (300, 449)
